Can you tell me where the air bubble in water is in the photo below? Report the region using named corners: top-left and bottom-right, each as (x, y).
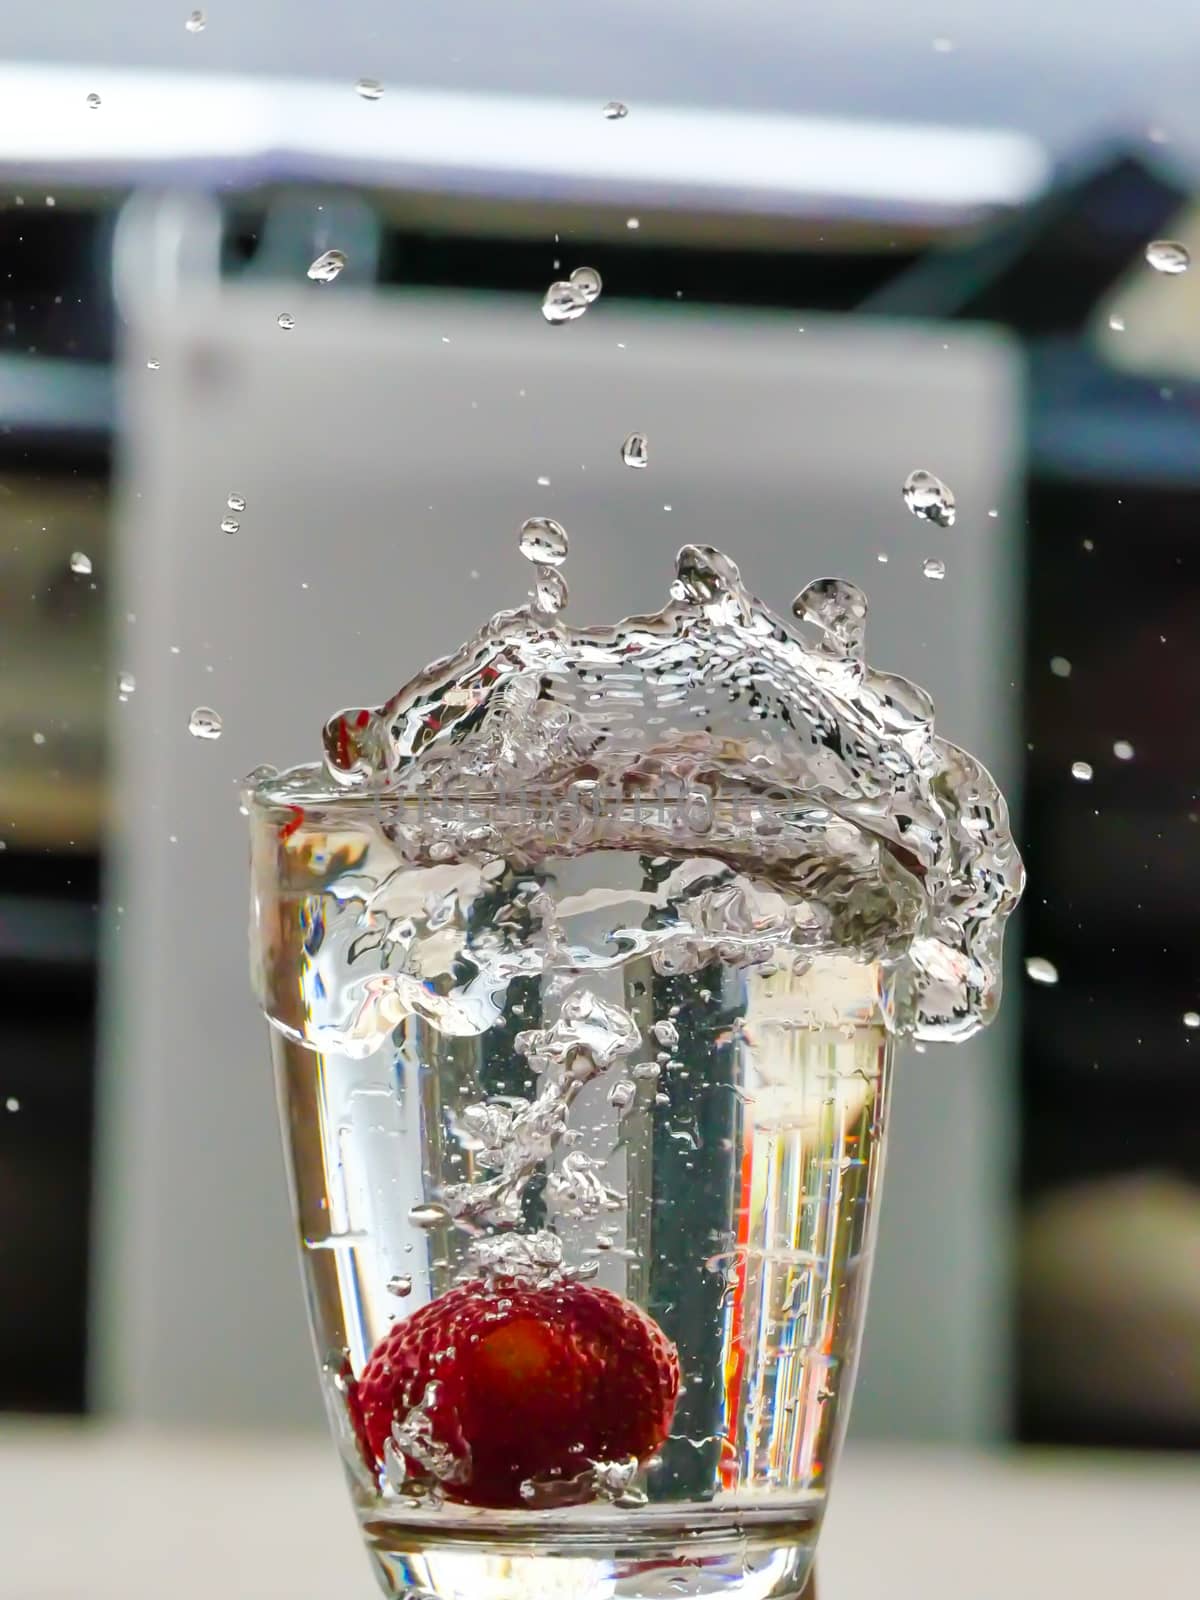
top-left (355, 78), bottom-right (384, 101)
top-left (532, 565), bottom-right (568, 617)
top-left (1025, 956), bottom-right (1058, 986)
top-left (542, 280), bottom-right (588, 324)
top-left (1070, 761), bottom-right (1093, 782)
top-left (227, 493), bottom-right (246, 512)
top-left (569, 266), bottom-right (602, 305)
top-left (518, 516), bottom-right (569, 566)
top-left (602, 101), bottom-right (628, 120)
top-left (408, 1202), bottom-right (450, 1230)
top-left (188, 706), bottom-right (223, 741)
top-left (622, 432), bottom-right (648, 469)
top-left (1050, 656), bottom-right (1071, 678)
top-left (185, 9), bottom-right (206, 31)
top-left (308, 249), bottom-right (347, 284)
top-left (1145, 239), bottom-right (1190, 275)
top-left (1184, 1012), bottom-right (1200, 1030)
top-left (922, 557), bottom-right (946, 581)
top-left (86, 92), bottom-right (101, 111)
top-left (117, 670), bottom-right (136, 696)
top-left (1113, 739), bottom-right (1135, 761)
top-left (69, 550), bottom-right (92, 576)
top-left (277, 312), bottom-right (295, 331)
top-left (387, 1274), bottom-right (414, 1297)
top-left (220, 516), bottom-right (240, 534)
top-left (903, 469), bottom-right (956, 527)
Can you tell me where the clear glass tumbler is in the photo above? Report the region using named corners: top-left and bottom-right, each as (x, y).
top-left (248, 772), bottom-right (893, 1600)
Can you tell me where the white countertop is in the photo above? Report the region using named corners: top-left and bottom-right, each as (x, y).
top-left (3, 1424), bottom-right (1196, 1599)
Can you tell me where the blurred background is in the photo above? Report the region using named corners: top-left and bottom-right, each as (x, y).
top-left (2, 3), bottom-right (1200, 1596)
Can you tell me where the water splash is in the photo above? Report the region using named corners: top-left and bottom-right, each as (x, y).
top-left (903, 469), bottom-right (956, 528)
top-left (307, 543), bottom-right (1022, 1041)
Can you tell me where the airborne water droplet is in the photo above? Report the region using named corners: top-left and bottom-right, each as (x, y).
top-left (355, 78), bottom-right (384, 101)
top-left (69, 550), bottom-right (92, 576)
top-left (1183, 1011), bottom-right (1200, 1030)
top-left (308, 248), bottom-right (347, 284)
top-left (387, 1274), bottom-right (414, 1297)
top-left (626, 217), bottom-right (640, 231)
top-left (1108, 314), bottom-right (1126, 333)
top-left (86, 92), bottom-right (101, 111)
top-left (532, 565), bottom-right (568, 617)
top-left (1113, 739), bottom-right (1135, 761)
top-left (569, 265), bottom-right (602, 305)
top-left (542, 280), bottom-right (588, 324)
top-left (602, 100), bottom-right (628, 120)
top-left (518, 516), bottom-right (569, 566)
top-left (117, 670), bottom-right (136, 696)
top-left (609, 1079), bottom-right (636, 1109)
top-left (146, 359), bottom-right (160, 370)
top-left (1145, 239), bottom-right (1190, 275)
top-left (903, 469), bottom-right (956, 527)
top-left (220, 516), bottom-right (240, 534)
top-left (1025, 956), bottom-right (1059, 986)
top-left (1070, 760), bottom-right (1093, 782)
top-left (185, 9), bottom-right (206, 32)
top-left (277, 312), bottom-right (295, 331)
top-left (188, 706), bottom-right (223, 741)
top-left (922, 557), bottom-right (946, 581)
top-left (621, 432), bottom-right (648, 469)
top-left (227, 493), bottom-right (246, 512)
top-left (1049, 656), bottom-right (1072, 678)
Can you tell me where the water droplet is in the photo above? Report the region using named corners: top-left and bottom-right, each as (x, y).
top-left (1183, 1012), bottom-right (1200, 1030)
top-left (609, 1079), bottom-right (637, 1109)
top-left (188, 706), bottom-right (223, 741)
top-left (621, 432), bottom-right (648, 469)
top-left (876, 551), bottom-right (889, 563)
top-left (1025, 956), bottom-right (1058, 986)
top-left (408, 1202), bottom-right (449, 1230)
top-left (791, 577), bottom-right (868, 658)
top-left (536, 475), bottom-right (550, 487)
top-left (277, 312), bottom-right (295, 331)
top-left (32, 731), bottom-right (45, 746)
top-left (626, 217), bottom-right (640, 231)
top-left (185, 9), bottom-right (206, 31)
top-left (117, 670), bottom-right (136, 696)
top-left (227, 493), bottom-right (246, 512)
top-left (602, 100), bottom-right (628, 120)
top-left (146, 359), bottom-right (160, 370)
top-left (987, 507), bottom-right (999, 519)
top-left (86, 92), bottom-right (101, 111)
top-left (532, 565), bottom-right (568, 617)
top-left (542, 280), bottom-right (588, 324)
top-left (69, 550), bottom-right (92, 576)
top-left (387, 1274), bottom-right (414, 1297)
top-left (1070, 760), bottom-right (1093, 782)
top-left (652, 1020), bottom-right (679, 1049)
top-left (1113, 739), bottom-right (1135, 761)
top-left (922, 557), bottom-right (946, 581)
top-left (308, 248), bottom-right (347, 284)
top-left (569, 265), bottom-right (602, 305)
top-left (355, 78), bottom-right (384, 101)
top-left (220, 516), bottom-right (240, 535)
top-left (1145, 239), bottom-right (1190, 275)
top-left (1049, 656), bottom-right (1071, 678)
top-left (5, 1097), bottom-right (18, 1113)
top-left (518, 516), bottom-right (568, 566)
top-left (903, 469), bottom-right (956, 527)
top-left (1108, 314), bottom-right (1126, 333)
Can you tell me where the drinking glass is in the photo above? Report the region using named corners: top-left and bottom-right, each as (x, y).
top-left (248, 772), bottom-right (892, 1600)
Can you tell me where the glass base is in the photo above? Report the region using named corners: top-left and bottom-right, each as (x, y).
top-left (363, 1514), bottom-right (818, 1600)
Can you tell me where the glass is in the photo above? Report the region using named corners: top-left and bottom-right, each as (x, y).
top-left (249, 775), bottom-right (893, 1600)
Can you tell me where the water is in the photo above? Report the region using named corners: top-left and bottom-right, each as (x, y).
top-left (570, 267), bottom-right (603, 305)
top-left (602, 101), bottom-right (629, 120)
top-left (1145, 239), bottom-right (1190, 275)
top-left (1025, 956), bottom-right (1058, 985)
top-left (623, 432), bottom-right (650, 469)
top-left (902, 469), bottom-right (956, 528)
top-left (188, 705), bottom-right (223, 740)
top-left (1113, 740), bottom-right (1135, 761)
top-left (1070, 761), bottom-right (1093, 782)
top-left (921, 557), bottom-right (946, 581)
top-left (185, 8), bottom-right (206, 31)
top-left (69, 550), bottom-right (92, 576)
top-left (309, 249), bottom-right (348, 284)
top-left (221, 516), bottom-right (241, 535)
top-left (1049, 656), bottom-right (1071, 678)
top-left (543, 281), bottom-right (589, 325)
top-left (86, 92), bottom-right (101, 110)
top-left (356, 78), bottom-right (385, 101)
top-left (1184, 1012), bottom-right (1200, 1030)
top-left (518, 516), bottom-right (569, 565)
top-left (228, 493), bottom-right (247, 512)
top-left (117, 670), bottom-right (136, 696)
top-left (278, 312), bottom-right (296, 331)
top-left (248, 543), bottom-right (1021, 1599)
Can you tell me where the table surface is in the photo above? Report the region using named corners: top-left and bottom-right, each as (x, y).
top-left (3, 1423), bottom-right (1197, 1598)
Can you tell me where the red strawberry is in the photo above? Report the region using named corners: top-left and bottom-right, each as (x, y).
top-left (350, 1278), bottom-right (680, 1508)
